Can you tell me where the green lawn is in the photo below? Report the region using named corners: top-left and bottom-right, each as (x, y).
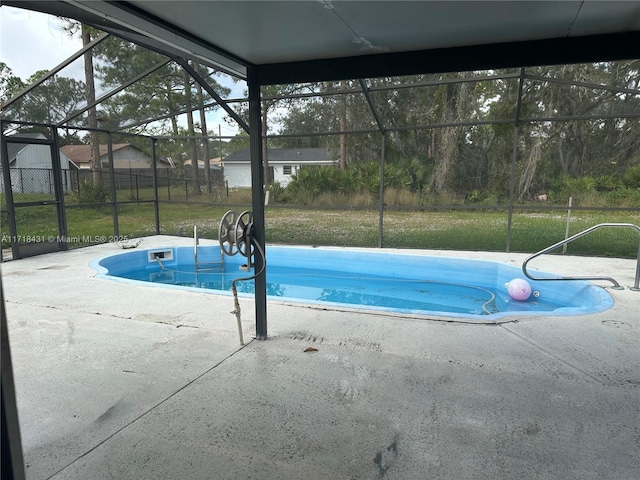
top-left (2, 199), bottom-right (639, 258)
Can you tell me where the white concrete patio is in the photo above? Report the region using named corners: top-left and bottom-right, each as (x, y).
top-left (2, 236), bottom-right (639, 479)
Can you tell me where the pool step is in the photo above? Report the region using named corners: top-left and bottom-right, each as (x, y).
top-left (195, 245), bottom-right (224, 271)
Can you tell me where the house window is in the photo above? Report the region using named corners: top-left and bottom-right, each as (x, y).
top-left (283, 165), bottom-right (292, 175)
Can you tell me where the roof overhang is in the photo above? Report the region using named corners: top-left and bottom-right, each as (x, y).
top-left (256, 31), bottom-right (640, 85)
top-left (5, 1), bottom-right (640, 85)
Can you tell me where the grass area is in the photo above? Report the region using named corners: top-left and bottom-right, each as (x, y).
top-left (114, 185), bottom-right (249, 204)
top-left (2, 200), bottom-right (639, 258)
top-left (265, 208), bottom-right (640, 257)
top-left (2, 205), bottom-right (60, 243)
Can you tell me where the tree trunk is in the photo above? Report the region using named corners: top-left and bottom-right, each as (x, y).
top-left (518, 137), bottom-right (541, 201)
top-left (195, 64), bottom-right (211, 193)
top-left (184, 68), bottom-right (200, 194)
top-left (82, 25), bottom-right (101, 187)
top-left (431, 86), bottom-right (454, 193)
top-left (431, 81), bottom-right (467, 194)
top-left (339, 80), bottom-right (347, 170)
top-left (165, 82), bottom-right (179, 136)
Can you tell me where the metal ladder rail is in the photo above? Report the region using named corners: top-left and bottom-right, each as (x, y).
top-left (194, 226), bottom-right (224, 270)
top-left (522, 223), bottom-right (640, 291)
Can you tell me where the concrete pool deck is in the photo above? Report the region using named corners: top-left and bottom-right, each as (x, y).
top-left (2, 235), bottom-right (639, 479)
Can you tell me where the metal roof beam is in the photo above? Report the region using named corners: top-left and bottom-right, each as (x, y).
top-left (358, 79), bottom-right (385, 135)
top-left (174, 57), bottom-right (250, 134)
top-left (255, 32), bottom-right (640, 86)
top-left (114, 96), bottom-right (246, 132)
top-left (525, 74), bottom-right (640, 96)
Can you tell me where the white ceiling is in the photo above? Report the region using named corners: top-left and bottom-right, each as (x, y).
top-left (11, 0), bottom-right (640, 80)
top-left (122, 0), bottom-right (640, 64)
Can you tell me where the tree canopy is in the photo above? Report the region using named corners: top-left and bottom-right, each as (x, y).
top-left (2, 20), bottom-right (638, 205)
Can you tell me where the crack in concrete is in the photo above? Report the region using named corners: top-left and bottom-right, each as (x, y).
top-left (5, 300), bottom-right (134, 321)
top-left (46, 338), bottom-right (255, 480)
top-left (499, 324), bottom-right (613, 386)
top-left (6, 301), bottom-right (202, 329)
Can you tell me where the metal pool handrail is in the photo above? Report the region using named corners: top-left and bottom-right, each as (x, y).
top-left (194, 225), bottom-right (199, 266)
top-left (522, 223), bottom-right (640, 291)
top-left (194, 225), bottom-right (224, 270)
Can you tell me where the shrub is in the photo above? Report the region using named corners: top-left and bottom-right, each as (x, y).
top-left (594, 174), bottom-right (624, 192)
top-left (623, 165), bottom-right (640, 189)
top-left (604, 188), bottom-right (640, 207)
top-left (268, 181), bottom-right (288, 204)
top-left (552, 175), bottom-right (596, 202)
top-left (66, 179), bottom-right (110, 204)
top-left (465, 189), bottom-right (484, 204)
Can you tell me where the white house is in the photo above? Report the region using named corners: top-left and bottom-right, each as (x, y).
top-left (222, 148), bottom-right (334, 188)
top-left (3, 133), bottom-right (75, 194)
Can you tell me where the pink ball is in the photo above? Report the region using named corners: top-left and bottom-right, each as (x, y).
top-left (507, 278), bottom-right (532, 301)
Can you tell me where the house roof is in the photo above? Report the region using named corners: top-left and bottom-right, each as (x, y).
top-left (60, 144), bottom-right (132, 164)
top-left (184, 157), bottom-right (223, 169)
top-left (223, 148), bottom-right (332, 164)
top-left (7, 133), bottom-right (48, 141)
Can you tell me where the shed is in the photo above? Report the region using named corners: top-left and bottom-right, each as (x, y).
top-left (222, 148), bottom-right (333, 188)
top-left (2, 133), bottom-right (74, 194)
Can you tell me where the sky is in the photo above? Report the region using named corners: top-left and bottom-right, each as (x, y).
top-left (0, 6), bottom-right (244, 137)
top-left (1, 7), bottom-right (85, 81)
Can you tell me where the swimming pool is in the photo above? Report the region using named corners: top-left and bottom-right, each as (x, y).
top-left (90, 245), bottom-right (614, 322)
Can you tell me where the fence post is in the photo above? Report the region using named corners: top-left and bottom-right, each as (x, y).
top-left (563, 196), bottom-right (573, 254)
top-left (129, 168), bottom-right (134, 200)
top-left (51, 130), bottom-right (68, 250)
top-left (151, 138), bottom-right (160, 235)
top-left (378, 133), bottom-right (386, 248)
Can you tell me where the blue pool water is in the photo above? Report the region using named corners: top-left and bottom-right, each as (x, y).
top-left (90, 245), bottom-right (614, 322)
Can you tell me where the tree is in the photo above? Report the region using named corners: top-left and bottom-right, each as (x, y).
top-left (23, 70), bottom-right (86, 124)
top-left (517, 62), bottom-right (640, 200)
top-left (90, 37), bottom-right (231, 188)
top-left (0, 62), bottom-right (25, 107)
top-left (257, 84), bottom-right (317, 185)
top-left (338, 80), bottom-right (348, 169)
top-left (60, 20), bottom-right (102, 184)
top-left (1, 67), bottom-right (86, 128)
top-left (184, 67), bottom-right (200, 193)
top-left (80, 24), bottom-right (102, 186)
top-left (93, 37), bottom-right (184, 132)
top-left (195, 63), bottom-right (212, 192)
